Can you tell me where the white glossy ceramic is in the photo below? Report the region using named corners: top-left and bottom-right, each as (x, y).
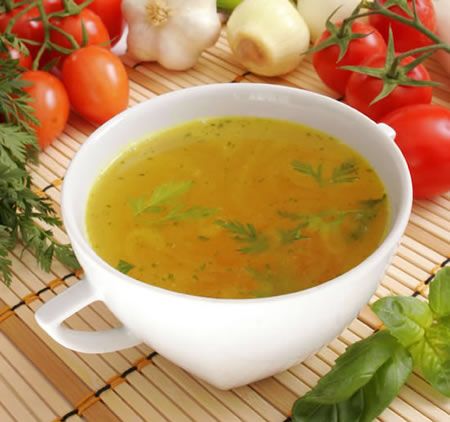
top-left (35, 84), bottom-right (412, 389)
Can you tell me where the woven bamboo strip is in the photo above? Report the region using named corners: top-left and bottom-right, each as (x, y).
top-left (0, 349), bottom-right (56, 420)
top-left (0, 333), bottom-right (72, 416)
top-left (415, 201), bottom-right (450, 223)
top-left (0, 374), bottom-right (38, 422)
top-left (0, 403), bottom-right (14, 422)
top-left (406, 223), bottom-right (450, 256)
top-left (250, 377), bottom-right (297, 416)
top-left (232, 385), bottom-right (285, 422)
top-left (140, 364), bottom-right (216, 421)
top-left (401, 235), bottom-right (446, 263)
top-left (0, 299), bottom-right (120, 422)
top-left (195, 378), bottom-right (267, 422)
top-left (154, 356), bottom-right (246, 421)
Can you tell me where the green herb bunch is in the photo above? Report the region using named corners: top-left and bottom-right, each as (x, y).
top-left (0, 36), bottom-right (79, 286)
top-left (292, 266), bottom-right (450, 421)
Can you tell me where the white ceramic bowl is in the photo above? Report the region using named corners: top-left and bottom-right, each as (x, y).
top-left (36, 84), bottom-right (412, 389)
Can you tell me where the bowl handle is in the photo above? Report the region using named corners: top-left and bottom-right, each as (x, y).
top-left (35, 278), bottom-right (141, 353)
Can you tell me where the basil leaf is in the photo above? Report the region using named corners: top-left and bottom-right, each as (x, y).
top-left (371, 296), bottom-right (432, 347)
top-left (429, 267), bottom-right (450, 318)
top-left (360, 343), bottom-right (413, 422)
top-left (426, 317), bottom-right (450, 359)
top-left (292, 390), bottom-right (364, 422)
top-left (409, 321), bottom-right (450, 397)
top-left (303, 330), bottom-right (397, 404)
top-left (292, 335), bottom-right (412, 422)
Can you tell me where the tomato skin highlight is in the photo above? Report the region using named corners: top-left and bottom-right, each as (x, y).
top-left (21, 70), bottom-right (70, 149)
top-left (381, 104), bottom-right (450, 199)
top-left (313, 22), bottom-right (387, 95)
top-left (369, 0), bottom-right (436, 52)
top-left (345, 55), bottom-right (432, 121)
top-left (62, 46), bottom-right (129, 124)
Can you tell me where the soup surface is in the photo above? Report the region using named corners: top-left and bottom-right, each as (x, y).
top-left (86, 117), bottom-right (389, 299)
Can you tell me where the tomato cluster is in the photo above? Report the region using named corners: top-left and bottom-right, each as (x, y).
top-left (312, 0), bottom-right (450, 198)
top-left (0, 0), bottom-right (128, 148)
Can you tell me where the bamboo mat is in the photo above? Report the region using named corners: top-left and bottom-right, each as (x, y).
top-left (1, 33), bottom-right (449, 422)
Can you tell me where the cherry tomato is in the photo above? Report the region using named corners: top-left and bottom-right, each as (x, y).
top-left (75, 0), bottom-right (124, 45)
top-left (369, 0), bottom-right (436, 52)
top-left (381, 104), bottom-right (450, 198)
top-left (313, 22), bottom-right (387, 95)
top-left (49, 8), bottom-right (110, 63)
top-left (0, 1), bottom-right (64, 57)
top-left (1, 45), bottom-right (32, 68)
top-left (62, 46), bottom-right (128, 124)
top-left (0, 7), bottom-right (44, 57)
top-left (345, 55), bottom-right (432, 121)
top-left (22, 71), bottom-right (70, 149)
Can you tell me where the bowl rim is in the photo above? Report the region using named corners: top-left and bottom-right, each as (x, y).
top-left (62, 83), bottom-right (413, 304)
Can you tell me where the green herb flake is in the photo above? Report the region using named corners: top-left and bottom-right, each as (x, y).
top-left (330, 159), bottom-right (359, 184)
top-left (215, 220), bottom-right (269, 254)
top-left (117, 260), bottom-right (135, 275)
top-left (129, 180), bottom-right (193, 216)
top-left (292, 159), bottom-right (359, 186)
top-left (292, 161), bottom-right (324, 185)
top-left (279, 223), bottom-right (308, 245)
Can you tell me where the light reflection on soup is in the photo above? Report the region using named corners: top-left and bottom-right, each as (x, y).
top-left (86, 117), bottom-right (389, 299)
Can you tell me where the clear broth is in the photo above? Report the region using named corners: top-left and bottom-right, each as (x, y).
top-left (86, 117), bottom-right (389, 299)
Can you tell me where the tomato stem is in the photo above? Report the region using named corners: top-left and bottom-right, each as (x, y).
top-left (3, 0), bottom-right (94, 70)
top-left (342, 0), bottom-right (449, 51)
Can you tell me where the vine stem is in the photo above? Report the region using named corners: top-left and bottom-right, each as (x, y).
top-left (342, 0), bottom-right (446, 48)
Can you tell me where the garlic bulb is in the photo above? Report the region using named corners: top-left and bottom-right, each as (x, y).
top-left (226, 0), bottom-right (310, 77)
top-left (122, 0), bottom-right (221, 70)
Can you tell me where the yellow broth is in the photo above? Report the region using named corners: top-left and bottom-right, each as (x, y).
top-left (86, 117), bottom-right (389, 299)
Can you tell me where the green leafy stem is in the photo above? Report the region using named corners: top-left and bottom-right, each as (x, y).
top-left (292, 266), bottom-right (450, 421)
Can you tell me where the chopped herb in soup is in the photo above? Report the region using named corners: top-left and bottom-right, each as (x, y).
top-left (86, 117), bottom-right (389, 299)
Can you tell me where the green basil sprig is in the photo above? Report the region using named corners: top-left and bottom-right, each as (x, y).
top-left (292, 266), bottom-right (450, 421)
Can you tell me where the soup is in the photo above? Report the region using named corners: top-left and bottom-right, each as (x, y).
top-left (86, 117), bottom-right (389, 299)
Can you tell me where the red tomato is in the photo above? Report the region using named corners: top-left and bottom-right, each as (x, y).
top-left (75, 0), bottom-right (124, 45)
top-left (381, 104), bottom-right (450, 198)
top-left (313, 22), bottom-right (387, 95)
top-left (22, 71), bottom-right (70, 149)
top-left (49, 8), bottom-right (110, 63)
top-left (345, 55), bottom-right (432, 121)
top-left (369, 0), bottom-right (436, 52)
top-left (0, 7), bottom-right (44, 57)
top-left (1, 45), bottom-right (32, 68)
top-left (0, 1), bottom-right (64, 57)
top-left (62, 46), bottom-right (128, 124)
